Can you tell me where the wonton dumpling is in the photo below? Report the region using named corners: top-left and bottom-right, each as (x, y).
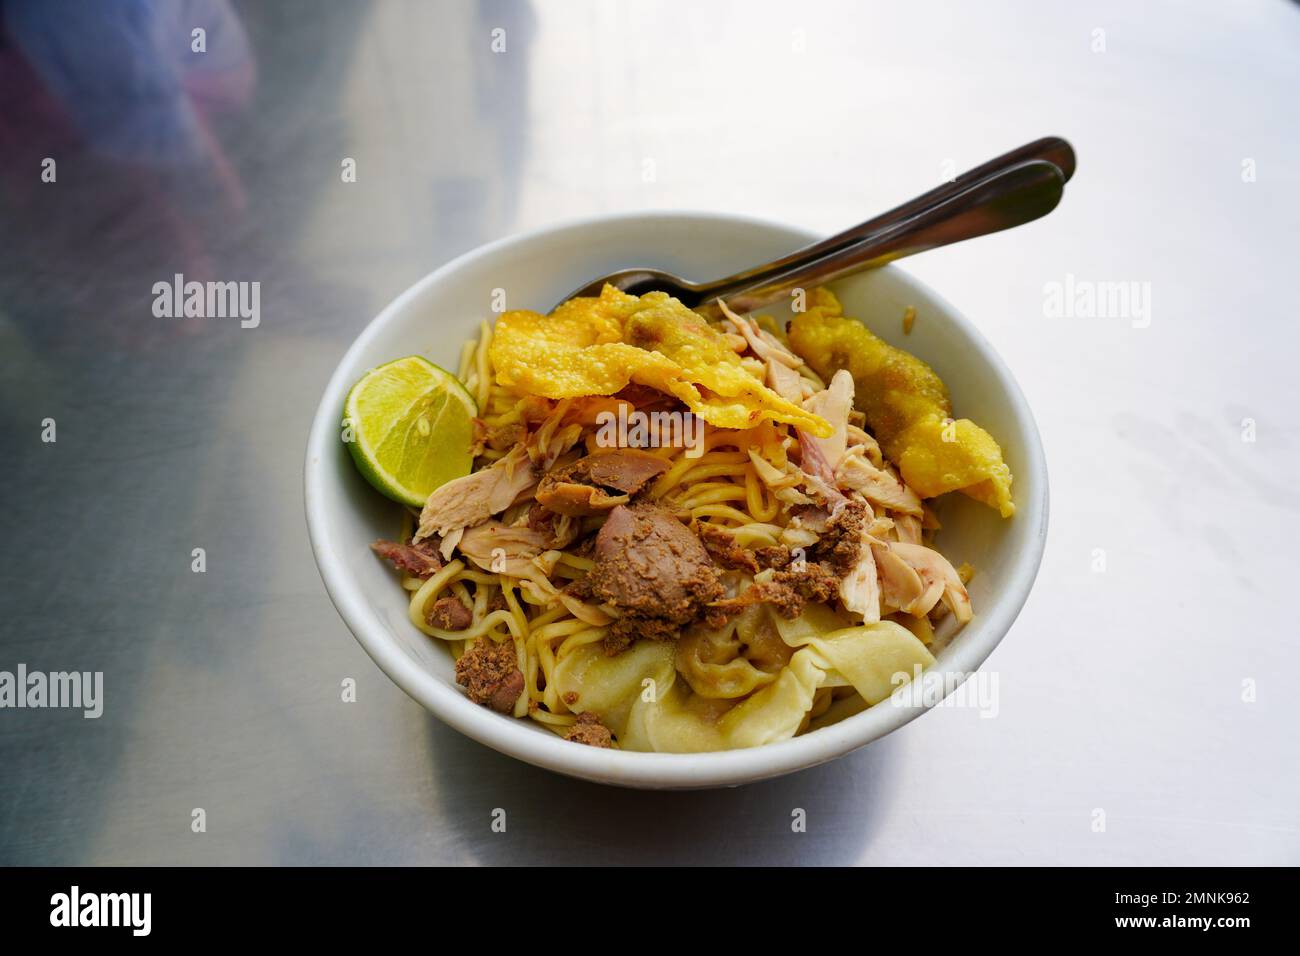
top-left (550, 638), bottom-right (675, 736)
top-left (675, 605), bottom-right (794, 699)
top-left (551, 613), bottom-right (935, 753)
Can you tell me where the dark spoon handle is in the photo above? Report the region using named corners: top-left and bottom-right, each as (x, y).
top-left (690, 136), bottom-right (1075, 304)
top-left (698, 158), bottom-right (1065, 318)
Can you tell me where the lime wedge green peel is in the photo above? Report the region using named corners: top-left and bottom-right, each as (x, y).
top-left (343, 356), bottom-right (477, 507)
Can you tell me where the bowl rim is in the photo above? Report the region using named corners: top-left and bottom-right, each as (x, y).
top-left (304, 209), bottom-right (1049, 789)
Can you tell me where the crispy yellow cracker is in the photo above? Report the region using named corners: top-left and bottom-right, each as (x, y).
top-left (788, 289), bottom-right (1014, 517)
top-left (490, 284), bottom-right (831, 436)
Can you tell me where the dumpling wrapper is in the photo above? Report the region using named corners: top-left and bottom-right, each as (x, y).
top-left (551, 615), bottom-right (935, 753)
top-left (489, 284), bottom-right (832, 438)
top-left (787, 288), bottom-right (1015, 517)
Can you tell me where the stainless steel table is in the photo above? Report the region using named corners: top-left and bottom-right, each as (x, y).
top-left (2, 0), bottom-right (1297, 865)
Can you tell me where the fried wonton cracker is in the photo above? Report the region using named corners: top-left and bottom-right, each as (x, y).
top-left (490, 284), bottom-right (832, 437)
top-left (788, 289), bottom-right (1014, 517)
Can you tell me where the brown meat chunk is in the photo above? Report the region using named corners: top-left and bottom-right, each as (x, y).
top-left (755, 545), bottom-right (792, 570)
top-left (570, 532), bottom-right (598, 559)
top-left (565, 575), bottom-right (593, 602)
top-left (524, 501), bottom-right (580, 549)
top-left (587, 503), bottom-right (723, 651)
top-left (703, 504), bottom-right (865, 621)
top-left (536, 449), bottom-right (670, 517)
top-left (427, 595), bottom-right (473, 630)
top-left (603, 614), bottom-right (681, 655)
top-left (537, 481), bottom-right (627, 516)
top-left (564, 711), bottom-right (614, 748)
top-left (694, 521), bottom-right (760, 573)
top-left (701, 604), bottom-right (744, 631)
top-left (579, 449), bottom-right (671, 493)
top-left (372, 538), bottom-right (444, 578)
top-left (712, 561), bottom-right (841, 620)
top-left (526, 501), bottom-right (557, 535)
top-left (816, 499), bottom-right (868, 575)
top-left (454, 637), bottom-right (524, 713)
top-left (774, 562), bottom-right (840, 610)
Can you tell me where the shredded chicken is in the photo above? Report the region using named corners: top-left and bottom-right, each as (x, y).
top-left (766, 356), bottom-right (807, 404)
top-left (525, 502), bottom-right (581, 549)
top-left (718, 299), bottom-right (803, 368)
top-left (792, 506), bottom-right (834, 538)
top-left (457, 521), bottom-right (550, 576)
top-left (838, 520), bottom-right (881, 621)
top-left (415, 445), bottom-right (535, 541)
top-left (837, 452), bottom-right (924, 516)
top-left (865, 514), bottom-right (896, 539)
top-left (795, 429), bottom-right (848, 507)
top-left (802, 369), bottom-right (855, 470)
top-left (747, 448), bottom-right (815, 507)
top-left (893, 513), bottom-right (923, 545)
top-left (439, 526), bottom-right (464, 561)
top-left (871, 539), bottom-right (927, 613)
top-left (779, 523), bottom-right (821, 549)
top-left (525, 402), bottom-right (585, 470)
top-left (889, 541), bottom-right (972, 623)
top-left (846, 424), bottom-right (883, 466)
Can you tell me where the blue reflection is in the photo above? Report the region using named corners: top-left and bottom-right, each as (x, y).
top-left (3, 0), bottom-right (254, 165)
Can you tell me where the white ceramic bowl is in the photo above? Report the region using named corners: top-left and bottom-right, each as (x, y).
top-left (305, 211), bottom-right (1048, 789)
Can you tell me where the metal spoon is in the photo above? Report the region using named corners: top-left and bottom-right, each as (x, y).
top-left (558, 136), bottom-right (1074, 314)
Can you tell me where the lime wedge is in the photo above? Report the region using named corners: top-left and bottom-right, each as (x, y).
top-left (343, 356), bottom-right (477, 507)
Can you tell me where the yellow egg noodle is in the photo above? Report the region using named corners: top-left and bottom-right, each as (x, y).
top-left (375, 285), bottom-right (1012, 752)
